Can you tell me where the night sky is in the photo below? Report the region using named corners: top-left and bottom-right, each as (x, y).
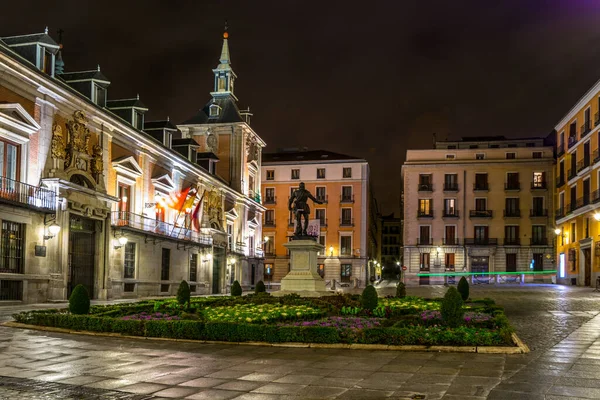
top-left (3, 1), bottom-right (600, 214)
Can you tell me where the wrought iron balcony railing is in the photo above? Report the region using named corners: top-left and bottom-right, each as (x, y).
top-left (111, 212), bottom-right (212, 245)
top-left (531, 181), bottom-right (547, 190)
top-left (568, 135), bottom-right (579, 149)
top-left (340, 218), bottom-right (354, 227)
top-left (442, 210), bottom-right (459, 218)
top-left (340, 194), bottom-right (355, 203)
top-left (530, 238), bottom-right (549, 246)
top-left (442, 238), bottom-right (461, 245)
top-left (568, 168), bottom-right (576, 181)
top-left (0, 176), bottom-right (56, 212)
top-left (557, 144), bottom-right (565, 157)
top-left (464, 238), bottom-right (498, 246)
top-left (264, 196), bottom-right (276, 205)
top-left (581, 121), bottom-right (591, 137)
top-left (529, 209), bottom-right (548, 217)
top-left (264, 220), bottom-right (276, 227)
top-left (418, 183), bottom-right (433, 192)
top-left (503, 238), bottom-right (520, 246)
top-left (556, 175), bottom-right (565, 188)
top-left (316, 195), bottom-right (328, 204)
top-left (470, 210), bottom-right (493, 218)
top-left (248, 190), bottom-right (261, 204)
top-left (503, 209), bottom-right (521, 218)
top-left (473, 183), bottom-right (489, 191)
top-left (556, 206), bottom-right (566, 219)
top-left (417, 238), bottom-right (432, 245)
top-left (504, 182), bottom-right (520, 191)
top-left (443, 183), bottom-right (458, 191)
top-left (417, 210), bottom-right (434, 218)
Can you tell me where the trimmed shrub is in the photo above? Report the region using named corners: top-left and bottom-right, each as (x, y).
top-left (69, 285), bottom-right (90, 315)
top-left (396, 282), bottom-right (406, 298)
top-left (231, 280), bottom-right (242, 296)
top-left (457, 276), bottom-right (469, 301)
top-left (360, 285), bottom-right (378, 311)
top-left (441, 287), bottom-right (464, 328)
top-left (177, 281), bottom-right (191, 306)
top-left (255, 280), bottom-right (266, 294)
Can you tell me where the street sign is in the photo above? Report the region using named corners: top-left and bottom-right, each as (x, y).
top-left (402, 266), bottom-right (407, 271)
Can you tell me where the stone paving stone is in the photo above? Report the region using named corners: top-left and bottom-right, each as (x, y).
top-left (554, 376), bottom-right (600, 388)
top-left (251, 382), bottom-right (307, 394)
top-left (185, 389), bottom-right (242, 399)
top-left (151, 373), bottom-right (198, 385)
top-left (273, 374), bottom-right (322, 385)
top-left (207, 370), bottom-right (261, 379)
top-left (152, 386), bottom-right (202, 398)
top-left (295, 385), bottom-right (348, 399)
top-left (547, 385), bottom-right (600, 398)
top-left (85, 378), bottom-right (139, 390)
top-left (326, 369), bottom-right (370, 379)
top-left (404, 373), bottom-right (454, 384)
top-left (215, 380), bottom-right (266, 392)
top-left (336, 388), bottom-right (394, 399)
top-left (309, 377), bottom-right (363, 388)
top-left (180, 377), bottom-right (229, 388)
top-left (238, 372), bottom-right (289, 382)
top-left (117, 382), bottom-right (169, 394)
top-left (486, 389), bottom-right (545, 400)
top-left (56, 375), bottom-right (107, 385)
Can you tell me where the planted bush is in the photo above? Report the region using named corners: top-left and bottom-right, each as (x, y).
top-left (457, 276), bottom-right (469, 301)
top-left (441, 287), bottom-right (464, 328)
top-left (177, 280), bottom-right (191, 306)
top-left (255, 280), bottom-right (266, 294)
top-left (360, 285), bottom-right (378, 311)
top-left (396, 282), bottom-right (406, 298)
top-left (231, 280), bottom-right (242, 297)
top-left (69, 284), bottom-right (90, 315)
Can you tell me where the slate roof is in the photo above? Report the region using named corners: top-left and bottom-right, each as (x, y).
top-left (182, 95), bottom-right (243, 125)
top-left (196, 152), bottom-right (219, 160)
top-left (262, 150), bottom-right (364, 163)
top-left (144, 120), bottom-right (178, 131)
top-left (59, 70), bottom-right (110, 83)
top-left (106, 98), bottom-right (147, 110)
top-left (1, 32), bottom-right (59, 48)
top-left (172, 138), bottom-right (199, 147)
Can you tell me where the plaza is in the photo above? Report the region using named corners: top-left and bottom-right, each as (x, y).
top-left (1, 285), bottom-right (599, 399)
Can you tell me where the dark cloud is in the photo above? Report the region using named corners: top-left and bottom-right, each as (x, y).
top-left (3, 0), bottom-right (600, 213)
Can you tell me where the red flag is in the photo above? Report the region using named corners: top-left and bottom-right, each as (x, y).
top-left (192, 190), bottom-right (206, 231)
top-left (171, 186), bottom-right (191, 211)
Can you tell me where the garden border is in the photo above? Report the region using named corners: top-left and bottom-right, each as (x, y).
top-left (1, 321), bottom-right (529, 354)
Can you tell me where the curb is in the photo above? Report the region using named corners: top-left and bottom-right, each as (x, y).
top-left (1, 321), bottom-right (529, 354)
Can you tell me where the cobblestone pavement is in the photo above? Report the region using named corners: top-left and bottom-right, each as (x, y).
top-left (0, 284), bottom-right (598, 399)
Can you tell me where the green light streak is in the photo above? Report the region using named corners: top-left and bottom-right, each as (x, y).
top-left (416, 270), bottom-right (557, 277)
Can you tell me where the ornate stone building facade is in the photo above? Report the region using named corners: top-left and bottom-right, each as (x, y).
top-left (0, 28), bottom-right (264, 302)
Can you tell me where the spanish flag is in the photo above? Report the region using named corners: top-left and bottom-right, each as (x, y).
top-left (192, 190), bottom-right (206, 231)
top-left (170, 186), bottom-right (192, 210)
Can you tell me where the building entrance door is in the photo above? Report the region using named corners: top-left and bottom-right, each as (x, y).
top-left (471, 256), bottom-right (489, 284)
top-left (584, 248), bottom-right (591, 286)
top-left (212, 246), bottom-right (225, 294)
top-left (419, 253), bottom-right (430, 285)
top-left (68, 215), bottom-right (97, 298)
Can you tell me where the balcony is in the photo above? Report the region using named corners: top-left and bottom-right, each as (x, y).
top-left (503, 209), bottom-right (521, 218)
top-left (593, 190), bottom-right (600, 204)
top-left (318, 218), bottom-right (328, 227)
top-left (264, 220), bottom-right (276, 227)
top-left (473, 183), bottom-right (489, 191)
top-left (529, 209), bottom-right (548, 217)
top-left (568, 169), bottom-right (576, 181)
top-left (531, 181), bottom-right (547, 190)
top-left (503, 238), bottom-right (520, 246)
top-left (417, 238), bottom-right (432, 245)
top-left (443, 238), bottom-right (461, 245)
top-left (340, 194), bottom-right (355, 203)
top-left (594, 149), bottom-right (600, 165)
top-left (568, 135), bottom-right (579, 149)
top-left (247, 190), bottom-right (261, 204)
top-left (504, 182), bottom-right (520, 191)
top-left (232, 241), bottom-right (246, 255)
top-left (556, 207), bottom-right (565, 219)
top-left (417, 210), bottom-right (434, 218)
top-left (253, 248), bottom-right (265, 258)
top-left (316, 195), bottom-right (328, 204)
top-left (442, 210), bottom-right (459, 218)
top-left (557, 144), bottom-right (565, 157)
top-left (111, 212), bottom-right (212, 246)
top-left (464, 238), bottom-right (498, 246)
top-left (530, 238), bottom-right (549, 246)
top-left (0, 176), bottom-right (56, 213)
top-left (264, 196), bottom-right (276, 205)
top-left (581, 121), bottom-right (591, 137)
top-left (576, 159), bottom-right (590, 173)
top-left (470, 210), bottom-right (493, 218)
top-left (596, 112), bottom-right (600, 127)
top-left (443, 183), bottom-right (458, 191)
top-left (556, 175), bottom-right (565, 188)
top-left (340, 218), bottom-right (354, 227)
top-left (418, 183), bottom-right (433, 192)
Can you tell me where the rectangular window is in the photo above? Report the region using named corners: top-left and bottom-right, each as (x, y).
top-left (134, 111), bottom-right (144, 130)
top-left (124, 283), bottom-right (135, 292)
top-left (533, 172), bottom-right (545, 188)
top-left (506, 152), bottom-right (516, 159)
top-left (118, 183), bottom-right (131, 213)
top-left (341, 208), bottom-right (352, 225)
top-left (475, 198), bottom-right (487, 211)
top-left (445, 225), bottom-right (456, 245)
top-left (443, 198), bottom-right (456, 216)
top-left (475, 153), bottom-right (485, 160)
top-left (532, 151), bottom-right (542, 159)
top-left (316, 186), bottom-right (326, 202)
top-left (444, 174), bottom-right (458, 190)
top-left (161, 248), bottom-right (170, 281)
top-left (0, 221), bottom-right (25, 273)
top-left (0, 280), bottom-right (23, 300)
top-left (124, 242), bottom-right (136, 279)
top-left (265, 188), bottom-right (275, 203)
top-left (474, 226), bottom-right (489, 242)
top-left (0, 139), bottom-right (20, 182)
top-left (504, 225), bottom-right (519, 245)
top-left (506, 172), bottom-right (519, 189)
top-left (506, 254), bottom-right (517, 272)
top-left (227, 223), bottom-right (233, 250)
top-left (317, 235), bottom-right (326, 256)
top-left (475, 173), bottom-right (488, 190)
top-left (420, 253), bottom-right (430, 269)
top-left (317, 168), bottom-right (326, 179)
top-left (505, 198), bottom-right (519, 215)
top-left (190, 253), bottom-right (198, 282)
top-left (419, 199), bottom-right (432, 214)
top-left (343, 167), bottom-right (352, 178)
top-left (266, 170), bottom-right (274, 180)
top-left (317, 263), bottom-right (325, 278)
top-left (419, 226), bottom-right (430, 245)
top-left (445, 253), bottom-right (455, 269)
top-left (571, 222), bottom-right (576, 243)
top-left (265, 210), bottom-right (275, 225)
top-left (445, 154), bottom-right (455, 159)
top-left (532, 225), bottom-right (546, 245)
top-left (341, 264), bottom-right (352, 281)
top-left (340, 236), bottom-right (352, 256)
top-left (342, 186), bottom-right (353, 201)
top-left (265, 236), bottom-right (274, 255)
top-left (315, 209), bottom-right (326, 225)
top-left (291, 169), bottom-right (300, 180)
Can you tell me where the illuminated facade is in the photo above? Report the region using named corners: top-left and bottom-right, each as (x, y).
top-left (0, 28), bottom-right (264, 302)
top-left (261, 150), bottom-right (372, 288)
top-left (403, 137), bottom-right (554, 285)
top-left (554, 81), bottom-right (600, 286)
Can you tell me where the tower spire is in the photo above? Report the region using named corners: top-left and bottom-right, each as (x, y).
top-left (219, 20), bottom-right (230, 66)
top-left (211, 21), bottom-right (237, 100)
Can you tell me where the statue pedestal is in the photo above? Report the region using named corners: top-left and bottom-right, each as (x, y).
top-left (276, 239), bottom-right (331, 297)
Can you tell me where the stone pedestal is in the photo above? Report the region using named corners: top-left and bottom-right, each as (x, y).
top-left (277, 239), bottom-right (330, 296)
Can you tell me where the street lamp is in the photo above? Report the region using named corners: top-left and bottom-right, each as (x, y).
top-left (113, 235), bottom-right (128, 249)
top-left (44, 223), bottom-right (61, 240)
top-left (594, 213), bottom-right (600, 221)
top-left (329, 245), bottom-right (334, 257)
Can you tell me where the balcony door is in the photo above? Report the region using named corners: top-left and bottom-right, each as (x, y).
top-left (583, 179), bottom-right (590, 205)
top-left (68, 216), bottom-right (97, 298)
top-left (445, 225), bottom-right (456, 245)
top-left (474, 226), bottom-right (489, 244)
top-left (584, 141), bottom-right (591, 166)
top-left (0, 139), bottom-right (19, 191)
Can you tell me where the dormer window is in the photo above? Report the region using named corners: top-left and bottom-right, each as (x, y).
top-left (93, 84), bottom-right (106, 107)
top-left (209, 104), bottom-right (221, 117)
top-left (133, 110), bottom-right (144, 130)
top-left (164, 131), bottom-right (172, 148)
top-left (39, 46), bottom-right (54, 76)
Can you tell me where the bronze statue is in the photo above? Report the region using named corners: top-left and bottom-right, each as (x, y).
top-left (288, 182), bottom-right (323, 237)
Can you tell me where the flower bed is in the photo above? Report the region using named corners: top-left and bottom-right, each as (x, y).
top-left (11, 292), bottom-right (517, 348)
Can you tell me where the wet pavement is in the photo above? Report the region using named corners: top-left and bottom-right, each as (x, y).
top-left (0, 284), bottom-right (598, 399)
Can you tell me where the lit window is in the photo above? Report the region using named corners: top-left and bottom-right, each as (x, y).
top-left (291, 169), bottom-right (300, 180)
top-left (124, 242), bottom-right (136, 279)
top-left (343, 167), bottom-right (352, 178)
top-left (475, 153), bottom-right (485, 160)
top-left (317, 168), bottom-right (326, 179)
top-left (209, 104), bottom-right (221, 117)
top-left (266, 170), bottom-right (274, 180)
top-left (533, 172), bottom-right (545, 188)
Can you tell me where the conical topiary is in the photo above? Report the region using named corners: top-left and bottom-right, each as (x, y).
top-left (255, 280), bottom-right (266, 294)
top-left (441, 286), bottom-right (464, 327)
top-left (360, 285), bottom-right (378, 311)
top-left (69, 284), bottom-right (90, 315)
top-left (231, 280), bottom-right (242, 296)
top-left (396, 282), bottom-right (406, 298)
top-left (177, 280), bottom-right (191, 306)
top-left (457, 276), bottom-right (470, 301)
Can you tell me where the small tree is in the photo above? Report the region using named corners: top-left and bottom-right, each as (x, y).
top-left (177, 280), bottom-right (191, 306)
top-left (457, 276), bottom-right (470, 301)
top-left (69, 284), bottom-right (90, 315)
top-left (396, 282), bottom-right (406, 298)
top-left (360, 285), bottom-right (378, 311)
top-left (255, 280), bottom-right (266, 294)
top-left (441, 286), bottom-right (464, 327)
top-left (231, 280), bottom-right (242, 296)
